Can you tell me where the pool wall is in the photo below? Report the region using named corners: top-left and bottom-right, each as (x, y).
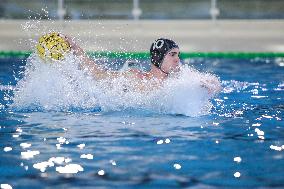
top-left (0, 19), bottom-right (284, 53)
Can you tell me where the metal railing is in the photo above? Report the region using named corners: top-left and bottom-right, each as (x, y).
top-left (1, 0), bottom-right (283, 20)
top-left (56, 0), bottom-right (218, 21)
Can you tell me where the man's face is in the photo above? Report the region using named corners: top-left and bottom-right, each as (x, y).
top-left (161, 48), bottom-right (181, 74)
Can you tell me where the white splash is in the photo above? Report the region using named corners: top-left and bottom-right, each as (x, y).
top-left (57, 137), bottom-right (67, 144)
top-left (173, 163), bottom-right (181, 170)
top-left (33, 157), bottom-right (73, 173)
top-left (80, 154), bottom-right (93, 159)
top-left (255, 128), bottom-right (265, 139)
top-left (156, 140), bottom-right (163, 145)
top-left (233, 157), bottom-right (242, 163)
top-left (110, 160), bottom-right (117, 166)
top-left (165, 138), bottom-right (171, 143)
top-left (21, 150), bottom-right (40, 159)
top-left (98, 170), bottom-right (105, 176)
top-left (234, 172), bottom-right (241, 178)
top-left (0, 184), bottom-right (12, 189)
top-left (77, 143), bottom-right (85, 149)
top-left (33, 161), bottom-right (54, 172)
top-left (3, 147), bottom-right (12, 152)
top-left (11, 53), bottom-right (220, 116)
top-left (20, 143), bottom-right (32, 149)
top-left (270, 145), bottom-right (282, 151)
top-left (56, 164), bottom-right (83, 174)
top-left (49, 157), bottom-right (66, 164)
top-left (16, 127), bottom-right (23, 133)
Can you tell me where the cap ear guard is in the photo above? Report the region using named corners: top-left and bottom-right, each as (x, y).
top-left (151, 49), bottom-right (164, 68)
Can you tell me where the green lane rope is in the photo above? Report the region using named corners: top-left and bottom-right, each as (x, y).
top-left (0, 51), bottom-right (33, 58)
top-left (1, 51), bottom-right (284, 59)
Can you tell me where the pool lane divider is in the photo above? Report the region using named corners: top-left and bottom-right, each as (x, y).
top-left (0, 51), bottom-right (284, 59)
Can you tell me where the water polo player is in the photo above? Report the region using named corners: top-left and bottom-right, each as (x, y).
top-left (61, 35), bottom-right (221, 94)
top-left (64, 37), bottom-right (180, 80)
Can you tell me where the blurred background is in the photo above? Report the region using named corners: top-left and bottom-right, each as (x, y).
top-left (0, 0), bottom-right (284, 52)
top-left (1, 0), bottom-right (284, 20)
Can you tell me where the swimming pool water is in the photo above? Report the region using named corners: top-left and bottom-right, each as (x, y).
top-left (0, 56), bottom-right (283, 189)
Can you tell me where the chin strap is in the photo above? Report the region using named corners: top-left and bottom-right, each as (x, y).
top-left (159, 67), bottom-right (169, 76)
top-left (153, 63), bottom-right (169, 76)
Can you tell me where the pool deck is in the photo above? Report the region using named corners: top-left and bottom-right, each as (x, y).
top-left (0, 19), bottom-right (284, 52)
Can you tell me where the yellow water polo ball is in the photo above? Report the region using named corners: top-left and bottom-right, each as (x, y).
top-left (36, 32), bottom-right (71, 62)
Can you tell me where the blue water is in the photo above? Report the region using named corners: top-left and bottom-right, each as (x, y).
top-left (0, 56), bottom-right (283, 189)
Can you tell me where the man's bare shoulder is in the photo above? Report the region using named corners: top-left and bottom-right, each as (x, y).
top-left (127, 69), bottom-right (150, 80)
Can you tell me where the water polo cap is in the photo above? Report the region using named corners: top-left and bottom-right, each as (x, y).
top-left (150, 38), bottom-right (179, 68)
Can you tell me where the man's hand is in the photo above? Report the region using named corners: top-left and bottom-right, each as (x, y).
top-left (59, 34), bottom-right (85, 57)
top-left (200, 75), bottom-right (222, 96)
